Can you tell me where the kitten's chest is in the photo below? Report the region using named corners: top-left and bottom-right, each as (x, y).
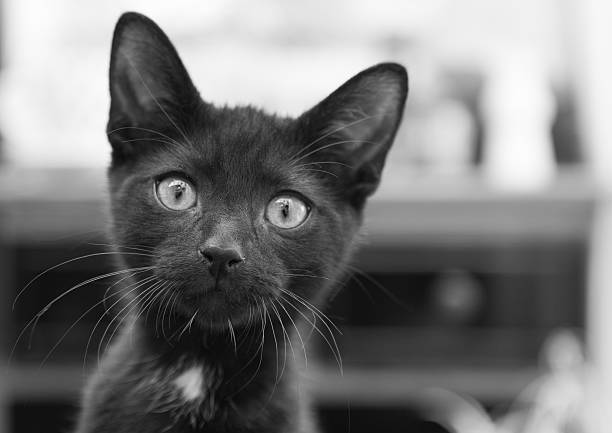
top-left (81, 330), bottom-right (302, 433)
top-left (131, 357), bottom-right (225, 429)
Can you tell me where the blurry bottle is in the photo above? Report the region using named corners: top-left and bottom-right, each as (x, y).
top-left (480, 49), bottom-right (557, 191)
top-left (383, 36), bottom-right (440, 173)
top-left (422, 98), bottom-right (475, 175)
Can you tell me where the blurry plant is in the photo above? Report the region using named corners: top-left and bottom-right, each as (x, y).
top-left (425, 330), bottom-right (610, 433)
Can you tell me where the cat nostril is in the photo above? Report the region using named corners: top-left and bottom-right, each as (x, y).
top-left (227, 257), bottom-right (244, 268)
top-left (198, 249), bottom-right (214, 264)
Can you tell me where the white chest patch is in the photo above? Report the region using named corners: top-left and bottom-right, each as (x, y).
top-left (173, 366), bottom-right (204, 401)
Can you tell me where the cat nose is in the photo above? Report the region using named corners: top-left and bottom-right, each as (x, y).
top-left (198, 245), bottom-right (245, 276)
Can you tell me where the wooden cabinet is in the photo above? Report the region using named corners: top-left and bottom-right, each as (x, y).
top-left (0, 167), bottom-right (595, 433)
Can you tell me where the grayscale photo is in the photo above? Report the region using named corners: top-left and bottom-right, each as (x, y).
top-left (0, 1), bottom-right (609, 432)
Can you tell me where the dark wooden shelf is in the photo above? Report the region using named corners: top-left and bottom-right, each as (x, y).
top-left (4, 365), bottom-right (87, 400)
top-left (0, 165), bottom-right (591, 419)
top-left (307, 364), bottom-right (540, 405)
top-left (315, 326), bottom-right (561, 366)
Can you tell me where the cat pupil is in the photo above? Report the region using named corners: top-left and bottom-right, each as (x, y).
top-left (171, 183), bottom-right (185, 200)
top-left (281, 202), bottom-right (289, 218)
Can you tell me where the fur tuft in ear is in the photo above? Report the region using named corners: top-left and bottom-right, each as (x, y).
top-left (107, 12), bottom-right (200, 161)
top-left (298, 63), bottom-right (408, 204)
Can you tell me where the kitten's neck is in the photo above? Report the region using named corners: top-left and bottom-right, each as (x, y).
top-left (129, 313), bottom-right (302, 431)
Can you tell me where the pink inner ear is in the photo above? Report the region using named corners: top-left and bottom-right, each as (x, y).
top-left (323, 90), bottom-right (402, 161)
top-left (114, 51), bottom-right (173, 116)
top-left (110, 15), bottom-right (198, 125)
top-left (300, 67), bottom-right (406, 195)
top-left (328, 74), bottom-right (403, 137)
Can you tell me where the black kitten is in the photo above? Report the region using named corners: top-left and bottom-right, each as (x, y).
top-left (75, 12), bottom-right (407, 433)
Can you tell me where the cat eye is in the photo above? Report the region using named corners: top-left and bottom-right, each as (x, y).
top-left (155, 176), bottom-right (197, 211)
top-left (266, 194), bottom-right (310, 229)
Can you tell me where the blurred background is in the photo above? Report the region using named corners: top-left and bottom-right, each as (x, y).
top-left (1, 0), bottom-right (611, 432)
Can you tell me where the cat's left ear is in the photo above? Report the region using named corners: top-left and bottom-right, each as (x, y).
top-left (299, 63), bottom-right (408, 203)
top-left (107, 12), bottom-right (200, 158)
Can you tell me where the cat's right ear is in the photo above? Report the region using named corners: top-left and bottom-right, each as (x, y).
top-left (107, 12), bottom-right (200, 160)
top-left (297, 63), bottom-right (407, 206)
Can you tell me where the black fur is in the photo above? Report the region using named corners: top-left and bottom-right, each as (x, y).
top-left (75, 12), bottom-right (407, 433)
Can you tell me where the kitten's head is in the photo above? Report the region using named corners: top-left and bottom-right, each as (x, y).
top-left (107, 12), bottom-right (407, 331)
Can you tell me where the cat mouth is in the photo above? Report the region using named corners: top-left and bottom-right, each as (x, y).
top-left (182, 282), bottom-right (235, 301)
top-left (172, 286), bottom-right (265, 329)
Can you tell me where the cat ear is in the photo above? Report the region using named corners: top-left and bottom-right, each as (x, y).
top-left (107, 12), bottom-right (200, 158)
top-left (299, 63), bottom-right (408, 203)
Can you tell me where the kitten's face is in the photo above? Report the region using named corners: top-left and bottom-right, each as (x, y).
top-left (110, 109), bottom-right (359, 327)
top-left (107, 13), bottom-right (407, 330)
